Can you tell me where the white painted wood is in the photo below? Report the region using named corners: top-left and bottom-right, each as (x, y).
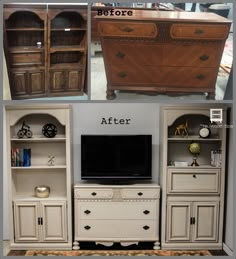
top-left (6, 105), bottom-right (72, 249)
top-left (167, 168), bottom-right (220, 194)
top-left (223, 243), bottom-right (234, 256)
top-left (14, 202), bottom-right (40, 242)
top-left (41, 201), bottom-right (67, 242)
top-left (161, 105), bottom-right (227, 249)
top-left (167, 201), bottom-right (191, 242)
top-left (74, 184), bottom-right (160, 246)
top-left (192, 201), bottom-right (219, 242)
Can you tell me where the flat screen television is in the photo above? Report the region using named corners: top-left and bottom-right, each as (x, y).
top-left (81, 135), bottom-right (152, 182)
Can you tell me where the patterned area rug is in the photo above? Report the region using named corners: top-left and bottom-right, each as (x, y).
top-left (8, 250), bottom-right (212, 256)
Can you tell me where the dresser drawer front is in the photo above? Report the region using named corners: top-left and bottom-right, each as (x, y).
top-left (167, 169), bottom-right (220, 194)
top-left (170, 24), bottom-right (229, 40)
top-left (121, 189), bottom-right (160, 199)
top-left (78, 201), bottom-right (157, 220)
top-left (78, 220), bottom-right (157, 238)
top-left (74, 189), bottom-right (113, 199)
top-left (10, 51), bottom-right (43, 66)
top-left (163, 44), bottom-right (223, 67)
top-left (104, 42), bottom-right (162, 66)
top-left (98, 21), bottom-right (158, 38)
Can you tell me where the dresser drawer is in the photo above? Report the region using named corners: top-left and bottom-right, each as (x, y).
top-left (163, 44), bottom-right (223, 67)
top-left (104, 42), bottom-right (162, 66)
top-left (167, 169), bottom-right (220, 194)
top-left (170, 24), bottom-right (229, 40)
top-left (121, 189), bottom-right (160, 199)
top-left (77, 201), bottom-right (157, 220)
top-left (98, 21), bottom-right (158, 38)
top-left (10, 51), bottom-right (43, 66)
top-left (74, 189), bottom-right (113, 199)
top-left (77, 220), bottom-right (157, 239)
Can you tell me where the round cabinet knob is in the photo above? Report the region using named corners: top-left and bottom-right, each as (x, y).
top-left (84, 210), bottom-right (91, 214)
top-left (143, 210), bottom-right (150, 215)
top-left (138, 192), bottom-right (143, 196)
top-left (91, 192), bottom-right (97, 196)
top-left (193, 174), bottom-right (197, 178)
top-left (143, 225), bottom-right (150, 230)
top-left (84, 225), bottom-right (91, 230)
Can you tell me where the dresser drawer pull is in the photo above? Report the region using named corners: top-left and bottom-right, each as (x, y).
top-left (84, 210), bottom-right (91, 214)
top-left (116, 52), bottom-right (125, 58)
top-left (143, 210), bottom-right (150, 215)
top-left (84, 225), bottom-right (91, 230)
top-left (193, 174), bottom-right (197, 178)
top-left (143, 225), bottom-right (150, 230)
top-left (196, 74), bottom-right (205, 80)
top-left (138, 192), bottom-right (143, 196)
top-left (195, 29), bottom-right (204, 35)
top-left (91, 192), bottom-right (97, 196)
top-left (200, 55), bottom-right (209, 61)
top-left (122, 26), bottom-right (134, 33)
top-left (117, 72), bottom-right (127, 78)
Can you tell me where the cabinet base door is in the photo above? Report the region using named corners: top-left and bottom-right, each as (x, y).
top-left (14, 202), bottom-right (40, 242)
top-left (167, 202), bottom-right (191, 242)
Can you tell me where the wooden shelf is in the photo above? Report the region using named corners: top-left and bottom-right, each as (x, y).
top-left (6, 28), bottom-right (44, 31)
top-left (167, 165), bottom-right (221, 169)
top-left (9, 47), bottom-right (44, 52)
top-left (50, 46), bottom-right (85, 53)
top-left (51, 28), bottom-right (86, 31)
top-left (50, 63), bottom-right (83, 69)
top-left (12, 165), bottom-right (67, 169)
top-left (14, 193), bottom-right (67, 201)
top-left (11, 135), bottom-right (66, 142)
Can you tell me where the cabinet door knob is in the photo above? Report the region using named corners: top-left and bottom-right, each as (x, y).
top-left (138, 192), bottom-right (143, 196)
top-left (116, 52), bottom-right (125, 58)
top-left (117, 72), bottom-right (127, 78)
top-left (40, 217), bottom-right (43, 225)
top-left (122, 26), bottom-right (133, 33)
top-left (193, 174), bottom-right (196, 178)
top-left (84, 225), bottom-right (91, 230)
top-left (143, 225), bottom-right (150, 230)
top-left (84, 210), bottom-right (91, 214)
top-left (91, 192), bottom-right (97, 196)
top-left (195, 29), bottom-right (204, 35)
top-left (38, 217), bottom-right (41, 225)
top-left (196, 74), bottom-right (205, 80)
top-left (143, 210), bottom-right (150, 215)
top-left (199, 54), bottom-right (209, 61)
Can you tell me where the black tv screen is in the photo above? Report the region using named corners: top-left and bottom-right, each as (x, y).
top-left (81, 135), bottom-right (152, 181)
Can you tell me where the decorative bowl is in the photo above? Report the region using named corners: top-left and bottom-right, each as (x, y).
top-left (35, 186), bottom-right (50, 198)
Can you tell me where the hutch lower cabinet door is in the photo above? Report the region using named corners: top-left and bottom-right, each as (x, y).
top-left (14, 201), bottom-right (67, 243)
top-left (167, 201), bottom-right (219, 243)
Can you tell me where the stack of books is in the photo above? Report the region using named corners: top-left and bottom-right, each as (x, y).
top-left (11, 148), bottom-right (31, 167)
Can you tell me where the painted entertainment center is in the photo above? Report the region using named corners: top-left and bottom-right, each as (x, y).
top-left (5, 104), bottom-right (227, 251)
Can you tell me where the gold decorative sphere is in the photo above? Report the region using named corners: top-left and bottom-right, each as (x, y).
top-left (189, 142), bottom-right (200, 155)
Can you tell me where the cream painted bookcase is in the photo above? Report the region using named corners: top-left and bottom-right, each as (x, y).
top-left (160, 105), bottom-right (227, 249)
top-left (73, 183), bottom-right (160, 249)
top-left (6, 105), bottom-right (72, 250)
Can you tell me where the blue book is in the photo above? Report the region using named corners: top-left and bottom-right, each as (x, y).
top-left (23, 149), bottom-right (31, 167)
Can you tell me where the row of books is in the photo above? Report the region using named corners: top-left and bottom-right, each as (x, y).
top-left (11, 148), bottom-right (31, 167)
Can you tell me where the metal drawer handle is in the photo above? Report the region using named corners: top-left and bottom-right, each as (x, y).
top-left (117, 72), bottom-right (127, 78)
top-left (84, 225), bottom-right (91, 230)
top-left (195, 29), bottom-right (204, 34)
top-left (122, 26), bottom-right (133, 32)
top-left (143, 210), bottom-right (150, 215)
top-left (200, 55), bottom-right (209, 61)
top-left (116, 52), bottom-right (125, 58)
top-left (196, 74), bottom-right (205, 80)
top-left (91, 192), bottom-right (97, 196)
top-left (193, 174), bottom-right (197, 178)
top-left (138, 192), bottom-right (143, 196)
top-left (143, 225), bottom-right (150, 230)
top-left (84, 210), bottom-right (91, 214)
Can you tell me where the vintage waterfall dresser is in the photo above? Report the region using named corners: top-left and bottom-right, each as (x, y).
top-left (96, 10), bottom-right (231, 99)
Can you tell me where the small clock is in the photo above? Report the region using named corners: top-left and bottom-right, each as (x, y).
top-left (199, 126), bottom-right (211, 138)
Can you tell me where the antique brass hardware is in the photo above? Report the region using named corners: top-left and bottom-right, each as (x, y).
top-left (122, 26), bottom-right (133, 32)
top-left (143, 225), bottom-right (150, 230)
top-left (195, 29), bottom-right (204, 34)
top-left (84, 225), bottom-right (91, 230)
top-left (117, 72), bottom-right (127, 78)
top-left (200, 54), bottom-right (209, 61)
top-left (84, 210), bottom-right (91, 214)
top-left (143, 210), bottom-right (150, 214)
top-left (193, 174), bottom-right (196, 178)
top-left (116, 52), bottom-right (125, 58)
top-left (91, 192), bottom-right (97, 196)
top-left (138, 192), bottom-right (143, 196)
top-left (196, 74), bottom-right (205, 80)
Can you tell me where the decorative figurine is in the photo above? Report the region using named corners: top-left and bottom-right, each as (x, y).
top-left (189, 142), bottom-right (201, 166)
top-left (42, 123), bottom-right (57, 138)
top-left (48, 156), bottom-right (55, 166)
top-left (175, 120), bottom-right (188, 136)
top-left (17, 121), bottom-right (33, 138)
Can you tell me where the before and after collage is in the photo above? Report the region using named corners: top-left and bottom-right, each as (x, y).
top-left (2, 1), bottom-right (235, 257)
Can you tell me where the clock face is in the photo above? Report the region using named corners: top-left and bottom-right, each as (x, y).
top-left (199, 127), bottom-right (210, 138)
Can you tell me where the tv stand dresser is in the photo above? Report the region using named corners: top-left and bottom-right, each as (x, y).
top-left (73, 183), bottom-right (160, 249)
top-left (97, 10), bottom-right (231, 100)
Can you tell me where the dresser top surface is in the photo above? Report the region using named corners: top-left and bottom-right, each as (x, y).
top-left (74, 182), bottom-right (160, 189)
top-left (96, 10), bottom-right (231, 23)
